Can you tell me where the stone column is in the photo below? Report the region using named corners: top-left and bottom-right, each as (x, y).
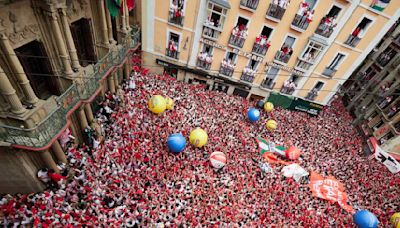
top-left (39, 150), bottom-right (59, 172)
top-left (120, 3), bottom-right (127, 33)
top-left (0, 33), bottom-right (39, 104)
top-left (125, 3), bottom-right (130, 31)
top-left (99, 0), bottom-right (110, 45)
top-left (114, 71), bottom-right (119, 88)
top-left (108, 74), bottom-right (116, 93)
top-left (51, 140), bottom-right (67, 163)
top-left (49, 12), bottom-right (73, 76)
top-left (84, 103), bottom-right (94, 123)
top-left (0, 66), bottom-right (26, 114)
top-left (59, 9), bottom-right (80, 70)
top-left (77, 107), bottom-right (89, 130)
top-left (124, 62), bottom-right (130, 80)
top-left (105, 1), bottom-right (116, 44)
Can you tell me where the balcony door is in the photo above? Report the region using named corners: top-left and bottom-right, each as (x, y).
top-left (16, 41), bottom-right (59, 99)
top-left (70, 18), bottom-right (97, 67)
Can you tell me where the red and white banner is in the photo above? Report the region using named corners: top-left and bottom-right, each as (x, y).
top-left (309, 172), bottom-right (354, 213)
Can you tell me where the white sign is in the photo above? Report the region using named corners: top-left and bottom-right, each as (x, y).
top-left (374, 144), bottom-right (400, 174)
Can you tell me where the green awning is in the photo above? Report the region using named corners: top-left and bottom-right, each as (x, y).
top-left (210, 0), bottom-right (231, 9)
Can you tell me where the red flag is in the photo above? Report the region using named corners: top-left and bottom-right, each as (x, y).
top-left (127, 0), bottom-right (135, 11)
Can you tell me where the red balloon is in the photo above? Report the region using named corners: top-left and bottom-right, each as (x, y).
top-left (285, 146), bottom-right (301, 160)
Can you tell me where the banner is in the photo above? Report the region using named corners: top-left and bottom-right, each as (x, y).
top-left (309, 172), bottom-right (354, 213)
top-left (281, 164), bottom-right (309, 182)
top-left (374, 143), bottom-right (400, 174)
top-left (256, 137), bottom-right (286, 156)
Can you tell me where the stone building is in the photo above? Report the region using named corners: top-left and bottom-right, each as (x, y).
top-left (342, 19), bottom-right (400, 158)
top-left (0, 0), bottom-right (140, 193)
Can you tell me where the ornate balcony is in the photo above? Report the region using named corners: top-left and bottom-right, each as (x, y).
top-left (197, 59), bottom-right (211, 70)
top-left (240, 0), bottom-right (259, 11)
top-left (306, 90), bottom-right (318, 101)
top-left (274, 50), bottom-right (292, 64)
top-left (166, 48), bottom-right (179, 59)
top-left (344, 35), bottom-right (361, 47)
top-left (266, 3), bottom-right (286, 21)
top-left (280, 86), bottom-right (295, 95)
top-left (229, 34), bottom-right (245, 48)
top-left (240, 72), bottom-right (255, 83)
top-left (0, 27), bottom-right (141, 148)
top-left (261, 79), bottom-right (275, 89)
top-left (168, 12), bottom-right (184, 26)
top-left (252, 42), bottom-right (269, 56)
top-left (295, 58), bottom-right (314, 71)
top-left (322, 68), bottom-right (337, 78)
top-left (219, 65), bottom-right (234, 77)
top-left (203, 22), bottom-right (223, 40)
top-left (315, 20), bottom-right (335, 38)
top-left (291, 14), bottom-right (310, 31)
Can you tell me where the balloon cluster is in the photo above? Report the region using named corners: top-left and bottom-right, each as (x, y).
top-left (247, 101), bottom-right (277, 132)
top-left (148, 95), bottom-right (174, 114)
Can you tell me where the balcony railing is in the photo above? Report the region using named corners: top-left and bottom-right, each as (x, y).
top-left (344, 35), bottom-right (361, 47)
top-left (306, 91), bottom-right (318, 101)
top-left (166, 48), bottom-right (179, 59)
top-left (197, 59), bottom-right (211, 70)
top-left (203, 23), bottom-right (221, 40)
top-left (295, 59), bottom-right (314, 71)
top-left (219, 65), bottom-right (234, 77)
top-left (168, 12), bottom-right (184, 26)
top-left (322, 68), bottom-right (337, 77)
top-left (315, 20), bottom-right (335, 38)
top-left (275, 50), bottom-right (292, 64)
top-left (291, 14), bottom-right (310, 31)
top-left (261, 79), bottom-right (275, 89)
top-left (229, 34), bottom-right (246, 48)
top-left (240, 72), bottom-right (255, 83)
top-left (280, 86), bottom-right (295, 95)
top-left (266, 3), bottom-right (286, 21)
top-left (0, 27), bottom-right (141, 148)
top-left (252, 42), bottom-right (269, 56)
top-left (240, 0), bottom-right (259, 10)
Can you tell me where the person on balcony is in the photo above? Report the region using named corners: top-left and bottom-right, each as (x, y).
top-left (378, 96), bottom-right (393, 109)
top-left (296, 1), bottom-right (308, 24)
top-left (348, 26), bottom-right (364, 45)
top-left (282, 80), bottom-right (291, 94)
top-left (168, 41), bottom-right (178, 58)
top-left (205, 54), bottom-right (213, 68)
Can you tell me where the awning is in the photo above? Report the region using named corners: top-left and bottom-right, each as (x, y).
top-left (209, 0), bottom-right (231, 9)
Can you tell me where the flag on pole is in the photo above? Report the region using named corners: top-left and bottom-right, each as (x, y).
top-left (107, 0), bottom-right (122, 18)
top-left (127, 0), bottom-right (135, 11)
top-left (371, 0), bottom-right (390, 11)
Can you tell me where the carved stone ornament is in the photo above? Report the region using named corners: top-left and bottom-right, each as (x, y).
top-left (8, 24), bottom-right (40, 44)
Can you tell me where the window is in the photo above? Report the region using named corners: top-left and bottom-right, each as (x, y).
top-left (328, 53), bottom-right (345, 70)
top-left (248, 59), bottom-right (259, 70)
top-left (301, 41), bottom-right (324, 62)
top-left (371, 0), bottom-right (391, 12)
top-left (283, 36), bottom-right (296, 48)
top-left (167, 32), bottom-right (180, 59)
top-left (226, 51), bottom-right (237, 62)
top-left (377, 46), bottom-right (397, 67)
top-left (262, 66), bottom-right (279, 88)
top-left (327, 5), bottom-right (341, 18)
top-left (201, 43), bottom-right (213, 55)
top-left (206, 2), bottom-right (228, 29)
top-left (261, 26), bottom-right (273, 39)
top-left (236, 16), bottom-right (249, 28)
top-left (289, 74), bottom-right (300, 84)
top-left (305, 0), bottom-right (318, 10)
top-left (353, 18), bottom-right (372, 38)
top-left (71, 18), bottom-right (96, 67)
top-left (314, 81), bottom-right (324, 91)
top-left (169, 0), bottom-right (185, 26)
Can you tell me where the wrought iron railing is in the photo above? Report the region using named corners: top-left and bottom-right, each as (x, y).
top-left (261, 80), bottom-right (275, 89)
top-left (322, 68), bottom-right (337, 77)
top-left (166, 48), bottom-right (179, 59)
top-left (315, 20), bottom-right (335, 38)
top-left (0, 27), bottom-right (141, 148)
top-left (240, 0), bottom-right (259, 10)
top-left (197, 59), bottom-right (211, 70)
top-left (291, 14), bottom-right (310, 31)
top-left (219, 65), bottom-right (234, 77)
top-left (240, 72), bottom-right (255, 83)
top-left (229, 34), bottom-right (245, 48)
top-left (275, 50), bottom-right (292, 63)
top-left (344, 35), bottom-right (361, 47)
top-left (252, 42), bottom-right (269, 56)
top-left (266, 3), bottom-right (285, 20)
top-left (168, 12), bottom-right (184, 26)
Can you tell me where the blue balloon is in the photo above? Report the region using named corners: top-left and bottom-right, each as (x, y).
top-left (167, 133), bottom-right (186, 153)
top-left (247, 108), bottom-right (260, 122)
top-left (353, 210), bottom-right (379, 228)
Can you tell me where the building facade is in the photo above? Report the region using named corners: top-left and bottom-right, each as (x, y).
top-left (0, 0), bottom-right (140, 193)
top-left (342, 20), bottom-right (400, 157)
top-left (141, 0), bottom-right (400, 105)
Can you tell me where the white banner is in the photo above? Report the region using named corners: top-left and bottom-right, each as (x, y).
top-left (374, 144), bottom-right (400, 174)
top-left (281, 164), bottom-right (309, 182)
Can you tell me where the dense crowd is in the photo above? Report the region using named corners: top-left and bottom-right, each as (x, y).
top-left (0, 69), bottom-right (399, 227)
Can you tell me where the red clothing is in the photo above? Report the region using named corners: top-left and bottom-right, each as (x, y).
top-left (48, 172), bottom-right (65, 182)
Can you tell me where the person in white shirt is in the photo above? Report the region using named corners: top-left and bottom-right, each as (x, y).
top-left (37, 168), bottom-right (50, 183)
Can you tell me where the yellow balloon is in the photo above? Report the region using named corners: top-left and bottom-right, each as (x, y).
top-left (264, 102), bottom-right (274, 112)
top-left (148, 95), bottom-right (166, 114)
top-left (391, 213), bottom-right (400, 228)
top-left (165, 97), bottom-right (174, 110)
top-left (189, 128), bottom-right (208, 148)
top-left (266, 120), bottom-right (277, 131)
